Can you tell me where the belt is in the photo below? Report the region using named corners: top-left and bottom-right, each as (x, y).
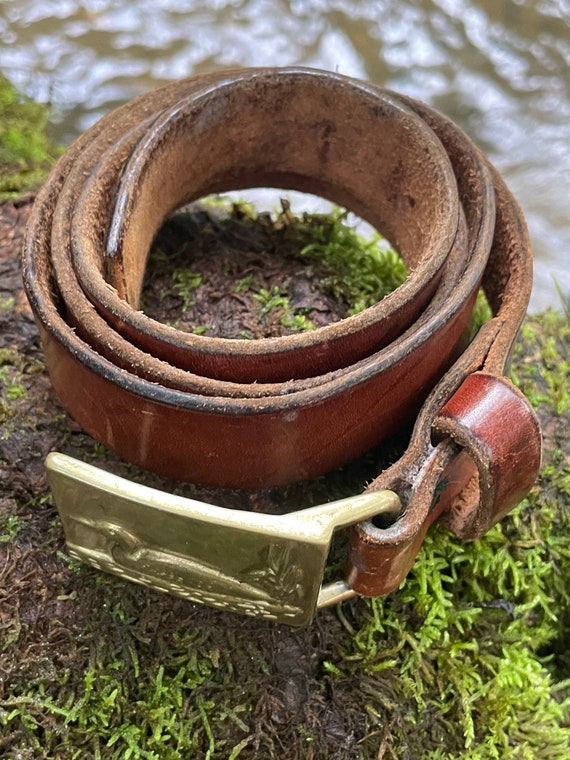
top-left (23, 68), bottom-right (541, 626)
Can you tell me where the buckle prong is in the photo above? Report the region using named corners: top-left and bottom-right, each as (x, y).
top-left (317, 580), bottom-right (357, 608)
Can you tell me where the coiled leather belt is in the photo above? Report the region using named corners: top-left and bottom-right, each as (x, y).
top-left (23, 68), bottom-right (541, 625)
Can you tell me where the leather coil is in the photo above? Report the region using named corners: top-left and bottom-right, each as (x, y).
top-left (23, 68), bottom-right (541, 596)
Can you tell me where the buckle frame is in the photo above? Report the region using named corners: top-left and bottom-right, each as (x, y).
top-left (47, 453), bottom-right (400, 626)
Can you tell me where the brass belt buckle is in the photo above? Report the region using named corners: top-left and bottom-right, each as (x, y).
top-left (47, 453), bottom-right (401, 626)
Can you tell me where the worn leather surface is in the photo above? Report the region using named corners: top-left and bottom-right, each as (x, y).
top-left (22, 68), bottom-right (541, 596)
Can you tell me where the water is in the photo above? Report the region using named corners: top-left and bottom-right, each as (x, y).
top-left (1, 0), bottom-right (568, 311)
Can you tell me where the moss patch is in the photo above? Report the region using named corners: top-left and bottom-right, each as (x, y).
top-left (0, 75), bottom-right (61, 200)
top-left (142, 200), bottom-right (407, 339)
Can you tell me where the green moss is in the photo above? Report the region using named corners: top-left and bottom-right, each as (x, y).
top-left (166, 270), bottom-right (203, 312)
top-left (252, 285), bottom-right (316, 332)
top-left (0, 366), bottom-right (26, 400)
top-left (0, 349), bottom-right (28, 421)
top-left (340, 474), bottom-right (570, 757)
top-left (0, 348), bottom-right (45, 425)
top-left (235, 200), bottom-right (407, 325)
top-left (0, 513), bottom-right (21, 542)
top-left (144, 199), bottom-right (408, 339)
top-left (0, 75), bottom-right (61, 199)
top-left (471, 288), bottom-right (493, 336)
top-left (241, 200), bottom-right (407, 330)
top-left (330, 311), bottom-right (570, 758)
top-left (513, 312), bottom-right (569, 416)
top-left (257, 200), bottom-right (408, 316)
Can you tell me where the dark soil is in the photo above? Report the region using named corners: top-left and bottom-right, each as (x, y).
top-left (141, 204), bottom-right (351, 339)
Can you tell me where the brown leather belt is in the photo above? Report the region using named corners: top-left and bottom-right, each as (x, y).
top-left (23, 68), bottom-right (541, 625)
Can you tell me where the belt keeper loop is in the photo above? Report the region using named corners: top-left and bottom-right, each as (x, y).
top-left (431, 371), bottom-right (542, 538)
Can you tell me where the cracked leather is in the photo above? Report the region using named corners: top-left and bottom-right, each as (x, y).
top-left (23, 68), bottom-right (541, 597)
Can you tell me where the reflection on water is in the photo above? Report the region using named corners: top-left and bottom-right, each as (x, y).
top-left (1, 0), bottom-right (568, 311)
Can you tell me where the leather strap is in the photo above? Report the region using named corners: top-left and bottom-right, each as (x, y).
top-left (22, 68), bottom-right (541, 597)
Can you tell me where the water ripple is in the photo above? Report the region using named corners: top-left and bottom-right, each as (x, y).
top-left (1, 0), bottom-right (567, 309)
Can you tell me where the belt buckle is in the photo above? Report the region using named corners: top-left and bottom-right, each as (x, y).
top-left (47, 453), bottom-right (400, 626)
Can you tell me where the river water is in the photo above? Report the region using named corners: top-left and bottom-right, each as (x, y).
top-left (1, 0), bottom-right (568, 311)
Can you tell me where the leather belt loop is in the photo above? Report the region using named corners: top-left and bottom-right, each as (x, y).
top-left (433, 372), bottom-right (542, 536)
top-left (22, 68), bottom-right (541, 621)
